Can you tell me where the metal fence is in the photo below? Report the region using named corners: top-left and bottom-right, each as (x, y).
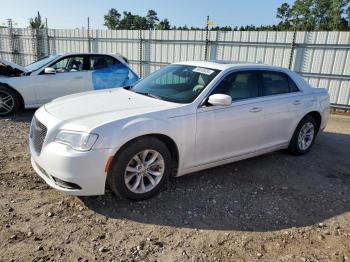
top-left (1, 27), bottom-right (350, 107)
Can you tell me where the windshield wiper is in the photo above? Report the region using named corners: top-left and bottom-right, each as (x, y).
top-left (132, 90), bottom-right (163, 100)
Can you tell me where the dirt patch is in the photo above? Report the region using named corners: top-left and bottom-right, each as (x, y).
top-left (1, 111), bottom-right (350, 261)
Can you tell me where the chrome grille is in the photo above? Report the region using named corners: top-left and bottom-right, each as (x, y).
top-left (30, 117), bottom-right (47, 154)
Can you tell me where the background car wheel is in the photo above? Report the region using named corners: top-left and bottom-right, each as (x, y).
top-left (107, 137), bottom-right (172, 201)
top-left (0, 86), bottom-right (20, 116)
top-left (288, 115), bottom-right (318, 155)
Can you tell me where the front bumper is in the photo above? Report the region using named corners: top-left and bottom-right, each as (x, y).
top-left (29, 108), bottom-right (114, 196)
top-left (30, 143), bottom-right (114, 196)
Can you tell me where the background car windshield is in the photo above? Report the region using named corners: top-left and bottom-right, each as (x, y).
top-left (131, 64), bottom-right (220, 103)
top-left (25, 55), bottom-right (60, 72)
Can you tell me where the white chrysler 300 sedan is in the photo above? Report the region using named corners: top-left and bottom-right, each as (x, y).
top-left (29, 61), bottom-right (330, 201)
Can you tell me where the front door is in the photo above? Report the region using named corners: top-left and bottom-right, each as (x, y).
top-left (194, 70), bottom-right (264, 166)
top-left (32, 55), bottom-right (90, 104)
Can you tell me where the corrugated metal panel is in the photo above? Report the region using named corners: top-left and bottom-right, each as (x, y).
top-left (0, 29), bottom-right (349, 106)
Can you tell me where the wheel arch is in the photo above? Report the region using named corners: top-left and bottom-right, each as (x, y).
top-left (288, 110), bottom-right (322, 146)
top-left (304, 111), bottom-right (322, 132)
top-left (109, 133), bottom-right (180, 177)
top-left (0, 82), bottom-right (25, 109)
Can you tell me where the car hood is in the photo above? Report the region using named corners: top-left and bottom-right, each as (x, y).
top-left (0, 59), bottom-right (28, 74)
top-left (44, 88), bottom-right (181, 130)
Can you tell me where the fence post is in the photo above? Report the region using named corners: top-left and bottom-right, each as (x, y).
top-left (31, 28), bottom-right (38, 61)
top-left (288, 30), bottom-right (297, 70)
top-left (204, 16), bottom-right (209, 61)
top-left (139, 28), bottom-right (143, 78)
top-left (92, 29), bottom-right (99, 53)
top-left (143, 30), bottom-right (152, 77)
top-left (34, 28), bottom-right (46, 60)
top-left (37, 29), bottom-right (45, 59)
top-left (87, 17), bottom-right (91, 52)
top-left (51, 29), bottom-right (57, 54)
top-left (7, 19), bottom-right (18, 64)
top-left (210, 31), bottom-right (222, 61)
top-left (45, 18), bottom-right (50, 55)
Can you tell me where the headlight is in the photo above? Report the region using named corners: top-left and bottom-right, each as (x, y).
top-left (55, 130), bottom-right (98, 151)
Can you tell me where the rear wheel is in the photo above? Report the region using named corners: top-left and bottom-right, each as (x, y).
top-left (0, 86), bottom-right (20, 116)
top-left (288, 115), bottom-right (318, 155)
top-left (107, 137), bottom-right (172, 201)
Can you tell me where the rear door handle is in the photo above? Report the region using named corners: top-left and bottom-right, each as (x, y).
top-left (250, 107), bottom-right (262, 113)
top-left (293, 100), bottom-right (302, 105)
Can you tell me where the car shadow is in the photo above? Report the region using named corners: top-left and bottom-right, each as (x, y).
top-left (1, 109), bottom-right (36, 123)
top-left (81, 130), bottom-right (350, 231)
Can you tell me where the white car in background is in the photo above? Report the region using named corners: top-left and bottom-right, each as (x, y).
top-left (0, 53), bottom-right (139, 116)
top-left (29, 61), bottom-right (330, 201)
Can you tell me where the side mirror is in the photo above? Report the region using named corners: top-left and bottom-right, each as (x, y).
top-left (207, 94), bottom-right (232, 106)
top-left (44, 67), bottom-right (56, 74)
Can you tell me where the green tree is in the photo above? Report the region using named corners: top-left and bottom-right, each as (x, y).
top-left (276, 3), bottom-right (292, 29)
top-left (104, 8), bottom-right (121, 29)
top-left (146, 10), bottom-right (159, 29)
top-left (313, 0), bottom-right (332, 30)
top-left (118, 11), bottom-right (133, 29)
top-left (102, 3), bottom-right (350, 32)
top-left (118, 12), bottom-right (149, 29)
top-left (177, 25), bottom-right (189, 30)
top-left (329, 0), bottom-right (349, 30)
top-left (156, 19), bottom-right (171, 30)
top-left (290, 0), bottom-right (315, 30)
top-left (132, 15), bottom-right (149, 29)
top-left (29, 11), bottom-right (45, 29)
top-left (346, 5), bottom-right (350, 27)
top-left (276, 0), bottom-right (350, 31)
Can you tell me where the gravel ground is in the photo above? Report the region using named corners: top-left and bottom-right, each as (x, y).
top-left (0, 110), bottom-right (350, 262)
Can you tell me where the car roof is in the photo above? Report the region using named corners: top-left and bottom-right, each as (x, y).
top-left (174, 60), bottom-right (289, 72)
top-left (56, 52), bottom-right (122, 57)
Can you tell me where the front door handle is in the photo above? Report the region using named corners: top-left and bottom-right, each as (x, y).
top-left (250, 107), bottom-right (262, 113)
top-left (293, 100), bottom-right (302, 105)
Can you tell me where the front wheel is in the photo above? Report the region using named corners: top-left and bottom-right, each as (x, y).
top-left (288, 115), bottom-right (318, 155)
top-left (107, 137), bottom-right (172, 201)
top-left (0, 86), bottom-right (20, 116)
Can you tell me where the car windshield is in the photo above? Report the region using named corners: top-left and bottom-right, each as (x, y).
top-left (130, 64), bottom-right (220, 103)
top-left (25, 55), bottom-right (60, 72)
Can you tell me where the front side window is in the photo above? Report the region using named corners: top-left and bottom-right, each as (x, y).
top-left (261, 71), bottom-right (299, 96)
top-left (51, 56), bottom-right (84, 73)
top-left (211, 71), bottom-right (259, 101)
top-left (130, 65), bottom-right (220, 103)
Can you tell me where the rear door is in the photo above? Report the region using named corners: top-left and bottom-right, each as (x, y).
top-left (32, 55), bottom-right (90, 104)
top-left (87, 55), bottom-right (137, 90)
top-left (257, 70), bottom-right (303, 148)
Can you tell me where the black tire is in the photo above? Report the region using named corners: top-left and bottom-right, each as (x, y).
top-left (107, 137), bottom-right (172, 201)
top-left (0, 85), bottom-right (20, 116)
top-left (288, 115), bottom-right (318, 155)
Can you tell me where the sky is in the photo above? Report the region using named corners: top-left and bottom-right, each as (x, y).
top-left (0, 0), bottom-right (295, 29)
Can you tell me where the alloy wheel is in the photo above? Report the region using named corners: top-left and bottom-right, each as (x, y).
top-left (297, 122), bottom-right (315, 151)
top-left (0, 90), bottom-right (15, 116)
top-left (124, 149), bottom-right (165, 194)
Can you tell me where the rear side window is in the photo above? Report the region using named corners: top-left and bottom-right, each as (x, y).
top-left (89, 55), bottom-right (120, 70)
top-left (261, 71), bottom-right (299, 96)
top-left (212, 71), bottom-right (259, 101)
